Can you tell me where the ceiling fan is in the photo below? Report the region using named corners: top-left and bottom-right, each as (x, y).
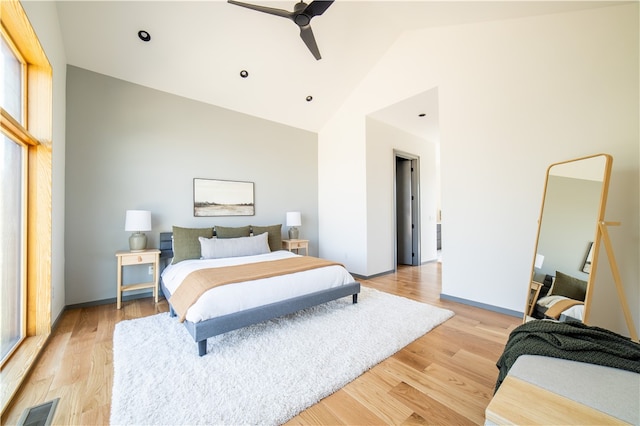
top-left (227, 0), bottom-right (334, 60)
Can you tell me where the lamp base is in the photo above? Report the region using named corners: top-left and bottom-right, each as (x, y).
top-left (288, 227), bottom-right (299, 240)
top-left (129, 233), bottom-right (147, 252)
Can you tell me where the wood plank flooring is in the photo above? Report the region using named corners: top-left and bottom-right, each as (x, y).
top-left (2, 262), bottom-right (521, 425)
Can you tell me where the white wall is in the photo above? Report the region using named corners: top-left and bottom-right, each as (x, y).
top-left (318, 111), bottom-right (368, 275)
top-left (22, 1), bottom-right (67, 324)
top-left (319, 4), bottom-right (639, 336)
top-left (365, 117), bottom-right (438, 272)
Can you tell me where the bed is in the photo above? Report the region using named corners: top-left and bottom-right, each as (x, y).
top-left (531, 271), bottom-right (587, 321)
top-left (535, 294), bottom-right (584, 321)
top-left (159, 226), bottom-right (360, 356)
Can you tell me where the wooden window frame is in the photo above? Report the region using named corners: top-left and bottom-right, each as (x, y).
top-left (1, 0), bottom-right (52, 415)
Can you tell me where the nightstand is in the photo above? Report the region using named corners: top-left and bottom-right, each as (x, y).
top-left (282, 239), bottom-right (309, 256)
top-left (115, 249), bottom-right (160, 309)
top-left (526, 281), bottom-right (543, 317)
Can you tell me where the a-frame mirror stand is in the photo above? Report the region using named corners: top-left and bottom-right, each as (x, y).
top-left (588, 221), bottom-right (639, 342)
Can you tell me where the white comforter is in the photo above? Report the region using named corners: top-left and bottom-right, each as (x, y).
top-left (161, 250), bottom-right (355, 323)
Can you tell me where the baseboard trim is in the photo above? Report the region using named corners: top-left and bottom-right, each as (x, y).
top-left (351, 260), bottom-right (440, 280)
top-left (350, 269), bottom-right (395, 280)
top-left (65, 291), bottom-right (163, 310)
top-left (440, 293), bottom-right (523, 318)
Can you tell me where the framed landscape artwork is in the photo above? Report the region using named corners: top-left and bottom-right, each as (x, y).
top-left (582, 241), bottom-right (594, 273)
top-left (193, 178), bottom-right (255, 216)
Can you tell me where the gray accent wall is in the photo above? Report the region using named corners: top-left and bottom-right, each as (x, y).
top-left (65, 66), bottom-right (318, 305)
top-left (536, 175), bottom-right (602, 282)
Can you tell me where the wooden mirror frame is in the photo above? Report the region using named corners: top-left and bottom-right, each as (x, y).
top-left (525, 153), bottom-right (612, 324)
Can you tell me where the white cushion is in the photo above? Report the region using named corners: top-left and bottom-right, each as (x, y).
top-left (199, 232), bottom-right (270, 259)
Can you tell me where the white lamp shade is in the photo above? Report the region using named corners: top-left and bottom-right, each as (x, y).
top-left (286, 211), bottom-right (301, 227)
top-left (125, 210), bottom-right (152, 232)
top-left (534, 253), bottom-right (544, 269)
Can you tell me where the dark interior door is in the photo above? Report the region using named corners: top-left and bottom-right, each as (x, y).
top-left (396, 157), bottom-right (413, 265)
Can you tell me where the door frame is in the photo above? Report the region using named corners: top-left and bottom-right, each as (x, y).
top-left (393, 150), bottom-right (421, 268)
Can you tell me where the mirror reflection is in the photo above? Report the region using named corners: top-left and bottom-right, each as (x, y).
top-left (525, 154), bottom-right (612, 323)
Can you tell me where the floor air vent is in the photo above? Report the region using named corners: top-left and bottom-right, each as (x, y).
top-left (17, 398), bottom-right (59, 426)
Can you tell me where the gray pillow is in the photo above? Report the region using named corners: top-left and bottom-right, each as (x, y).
top-left (215, 225), bottom-right (251, 239)
top-left (172, 226), bottom-right (214, 264)
top-left (251, 224), bottom-right (282, 252)
top-left (199, 232), bottom-right (270, 259)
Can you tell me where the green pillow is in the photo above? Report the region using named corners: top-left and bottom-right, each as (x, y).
top-left (171, 226), bottom-right (213, 264)
top-left (550, 271), bottom-right (588, 301)
top-left (252, 224), bottom-right (282, 252)
top-left (215, 225), bottom-right (251, 239)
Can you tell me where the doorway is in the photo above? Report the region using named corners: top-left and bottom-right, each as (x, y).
top-left (395, 151), bottom-right (420, 266)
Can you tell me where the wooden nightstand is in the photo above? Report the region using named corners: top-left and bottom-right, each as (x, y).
top-left (526, 281), bottom-right (543, 317)
top-left (115, 249), bottom-right (160, 309)
top-left (282, 239), bottom-right (309, 256)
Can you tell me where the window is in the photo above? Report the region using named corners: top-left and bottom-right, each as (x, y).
top-left (1, 0), bottom-right (52, 411)
top-left (0, 134), bottom-right (26, 363)
top-left (1, 14), bottom-right (28, 365)
top-left (2, 35), bottom-right (23, 124)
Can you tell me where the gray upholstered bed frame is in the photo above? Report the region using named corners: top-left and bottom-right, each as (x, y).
top-left (159, 232), bottom-right (361, 356)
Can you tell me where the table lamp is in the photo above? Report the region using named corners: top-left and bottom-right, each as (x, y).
top-left (286, 211), bottom-right (301, 240)
top-left (125, 210), bottom-right (151, 252)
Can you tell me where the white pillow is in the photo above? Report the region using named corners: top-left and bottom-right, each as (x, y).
top-left (199, 232), bottom-right (270, 259)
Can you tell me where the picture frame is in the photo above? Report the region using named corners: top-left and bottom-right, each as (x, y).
top-left (193, 178), bottom-right (255, 217)
top-left (582, 242), bottom-right (594, 273)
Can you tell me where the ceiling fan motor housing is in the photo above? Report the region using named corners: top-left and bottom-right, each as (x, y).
top-left (294, 14), bottom-right (311, 26)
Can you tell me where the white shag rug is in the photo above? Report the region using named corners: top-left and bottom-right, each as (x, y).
top-left (110, 286), bottom-right (454, 426)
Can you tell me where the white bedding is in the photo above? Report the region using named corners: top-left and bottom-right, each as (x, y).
top-left (161, 250), bottom-right (356, 323)
top-left (537, 295), bottom-right (584, 321)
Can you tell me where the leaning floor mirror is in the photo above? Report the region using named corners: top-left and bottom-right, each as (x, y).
top-left (525, 154), bottom-right (612, 325)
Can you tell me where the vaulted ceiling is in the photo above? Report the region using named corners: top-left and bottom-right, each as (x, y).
top-left (55, 1), bottom-right (618, 137)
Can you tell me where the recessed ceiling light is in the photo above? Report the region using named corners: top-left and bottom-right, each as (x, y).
top-left (306, 96), bottom-right (313, 102)
top-left (418, 113), bottom-right (426, 117)
top-left (138, 30), bottom-right (151, 42)
top-left (240, 70), bottom-right (249, 78)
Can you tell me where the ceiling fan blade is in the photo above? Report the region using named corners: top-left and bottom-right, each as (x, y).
top-left (227, 0), bottom-right (292, 19)
top-left (228, 0), bottom-right (329, 60)
top-left (303, 0), bottom-right (334, 18)
top-left (299, 25), bottom-right (321, 60)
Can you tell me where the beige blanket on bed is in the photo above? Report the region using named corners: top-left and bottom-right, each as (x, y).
top-left (169, 256), bottom-right (344, 322)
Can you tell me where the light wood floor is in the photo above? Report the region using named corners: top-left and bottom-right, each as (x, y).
top-left (2, 262), bottom-right (521, 425)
